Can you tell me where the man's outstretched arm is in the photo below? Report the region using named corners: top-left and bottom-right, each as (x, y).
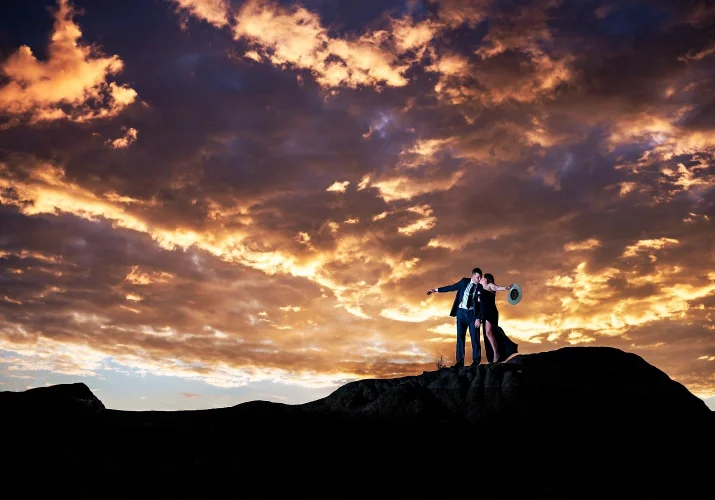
top-left (426, 280), bottom-right (462, 295)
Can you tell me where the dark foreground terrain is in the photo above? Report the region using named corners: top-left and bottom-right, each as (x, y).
top-left (2, 347), bottom-right (713, 498)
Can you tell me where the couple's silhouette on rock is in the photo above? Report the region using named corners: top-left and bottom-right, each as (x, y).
top-left (427, 267), bottom-right (518, 368)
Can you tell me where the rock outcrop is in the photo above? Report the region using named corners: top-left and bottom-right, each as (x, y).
top-left (302, 346), bottom-right (709, 424)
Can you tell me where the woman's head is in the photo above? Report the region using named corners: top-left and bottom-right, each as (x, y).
top-left (483, 273), bottom-right (495, 284)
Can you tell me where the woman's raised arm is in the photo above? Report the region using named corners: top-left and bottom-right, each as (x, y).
top-left (486, 283), bottom-right (513, 292)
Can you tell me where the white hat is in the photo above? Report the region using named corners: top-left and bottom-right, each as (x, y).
top-left (507, 284), bottom-right (523, 305)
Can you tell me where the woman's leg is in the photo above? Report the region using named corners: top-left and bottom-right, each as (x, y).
top-left (485, 320), bottom-right (501, 362)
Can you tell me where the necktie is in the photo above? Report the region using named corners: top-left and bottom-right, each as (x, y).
top-left (467, 283), bottom-right (475, 309)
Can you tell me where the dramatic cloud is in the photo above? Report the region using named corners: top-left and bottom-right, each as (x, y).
top-left (232, 0), bottom-right (411, 88)
top-left (0, 0), bottom-right (137, 125)
top-left (1, 0), bottom-right (714, 408)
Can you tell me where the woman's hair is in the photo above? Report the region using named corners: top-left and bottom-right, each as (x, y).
top-left (484, 273), bottom-right (495, 284)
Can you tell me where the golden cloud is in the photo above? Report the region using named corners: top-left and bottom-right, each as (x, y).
top-left (426, 322), bottom-right (456, 336)
top-left (380, 303), bottom-right (444, 323)
top-left (662, 162), bottom-right (713, 192)
top-left (171, 0), bottom-right (575, 105)
top-left (397, 205), bottom-right (437, 235)
top-left (3, 0), bottom-right (714, 400)
top-left (370, 139), bottom-right (465, 202)
top-left (427, 47), bottom-right (574, 107)
top-left (609, 109), bottom-right (715, 204)
top-left (429, 0), bottom-right (488, 29)
top-left (171, 0), bottom-right (499, 94)
top-left (124, 266), bottom-right (175, 285)
top-left (0, 249), bottom-right (63, 263)
top-left (564, 238), bottom-right (602, 252)
top-left (0, 0), bottom-right (137, 124)
top-left (172, 0), bottom-right (231, 27)
top-left (390, 16), bottom-right (439, 57)
top-left (243, 50), bottom-right (262, 62)
top-left (326, 181), bottom-right (350, 193)
top-left (107, 127), bottom-right (138, 149)
top-left (0, 159), bottom-right (447, 328)
top-left (622, 238), bottom-right (679, 259)
top-left (232, 0), bottom-right (409, 89)
top-left (371, 170), bottom-right (465, 202)
top-left (610, 107), bottom-right (715, 157)
top-left (541, 253), bottom-right (715, 342)
top-left (401, 137), bottom-right (454, 158)
top-left (423, 0), bottom-right (574, 106)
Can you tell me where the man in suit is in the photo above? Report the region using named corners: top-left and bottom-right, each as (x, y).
top-left (427, 267), bottom-right (482, 368)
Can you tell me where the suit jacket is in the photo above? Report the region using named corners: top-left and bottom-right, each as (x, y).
top-left (437, 278), bottom-right (482, 317)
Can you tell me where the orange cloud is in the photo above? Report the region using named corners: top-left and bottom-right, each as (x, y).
top-left (541, 253), bottom-right (715, 343)
top-left (1, 160), bottom-right (430, 325)
top-left (326, 181), bottom-right (350, 193)
top-left (3, 0), bottom-right (714, 403)
top-left (175, 0), bottom-right (552, 99)
top-left (172, 0), bottom-right (231, 27)
top-left (232, 0), bottom-right (409, 89)
top-left (401, 137), bottom-right (454, 159)
top-left (371, 170), bottom-right (465, 202)
top-left (429, 0), bottom-right (488, 29)
top-left (390, 16), bottom-right (439, 58)
top-left (107, 127), bottom-right (138, 149)
top-left (397, 205), bottom-right (437, 235)
top-left (622, 238), bottom-right (679, 259)
top-left (0, 0), bottom-right (137, 124)
top-left (124, 266), bottom-right (174, 285)
top-left (425, 0), bottom-right (574, 107)
top-left (610, 110), bottom-right (715, 202)
top-left (427, 45), bottom-right (573, 107)
top-left (564, 238), bottom-right (602, 252)
top-left (0, 249), bottom-right (63, 264)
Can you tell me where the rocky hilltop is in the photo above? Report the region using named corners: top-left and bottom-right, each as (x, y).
top-left (2, 347), bottom-right (712, 498)
top-left (303, 346), bottom-right (709, 422)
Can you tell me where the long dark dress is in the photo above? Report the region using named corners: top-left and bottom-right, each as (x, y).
top-left (480, 288), bottom-right (518, 362)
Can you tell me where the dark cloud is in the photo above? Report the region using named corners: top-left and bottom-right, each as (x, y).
top-left (0, 0), bottom-right (713, 406)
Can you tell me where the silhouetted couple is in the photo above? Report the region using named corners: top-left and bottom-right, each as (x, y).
top-left (427, 267), bottom-right (518, 368)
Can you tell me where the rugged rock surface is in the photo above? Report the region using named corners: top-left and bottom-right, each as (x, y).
top-left (2, 346), bottom-right (712, 498)
top-left (303, 347), bottom-right (709, 424)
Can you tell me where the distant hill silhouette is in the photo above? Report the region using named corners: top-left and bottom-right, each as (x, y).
top-left (2, 347), bottom-right (712, 498)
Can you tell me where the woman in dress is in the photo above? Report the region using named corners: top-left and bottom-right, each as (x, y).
top-left (478, 273), bottom-right (518, 363)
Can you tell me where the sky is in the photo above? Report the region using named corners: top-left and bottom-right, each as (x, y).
top-left (0, 0), bottom-right (714, 411)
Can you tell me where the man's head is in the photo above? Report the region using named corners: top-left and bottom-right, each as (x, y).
top-left (471, 267), bottom-right (482, 283)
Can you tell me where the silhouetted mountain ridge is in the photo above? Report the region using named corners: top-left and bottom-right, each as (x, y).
top-left (2, 347), bottom-right (712, 498)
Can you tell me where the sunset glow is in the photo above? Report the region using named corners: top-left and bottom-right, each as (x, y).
top-left (1, 0), bottom-right (714, 410)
